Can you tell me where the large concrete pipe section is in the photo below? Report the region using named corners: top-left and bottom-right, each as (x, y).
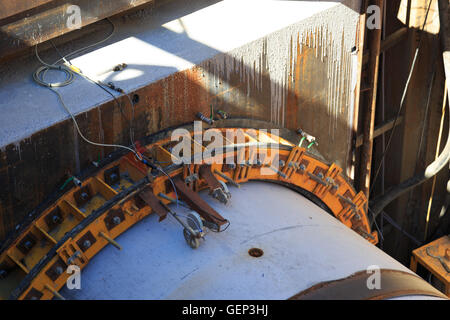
top-left (60, 181), bottom-right (446, 299)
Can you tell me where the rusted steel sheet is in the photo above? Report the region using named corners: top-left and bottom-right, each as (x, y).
top-left (0, 0), bottom-right (155, 61)
top-left (173, 176), bottom-right (228, 228)
top-left (198, 165), bottom-right (222, 192)
top-left (0, 0), bottom-right (54, 21)
top-left (138, 186), bottom-right (168, 222)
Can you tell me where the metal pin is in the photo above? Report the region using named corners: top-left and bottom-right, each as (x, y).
top-left (44, 284), bottom-right (66, 300)
top-left (213, 169), bottom-right (240, 188)
top-left (99, 232), bottom-right (122, 250)
top-left (267, 166), bottom-right (287, 179)
top-left (158, 193), bottom-right (177, 203)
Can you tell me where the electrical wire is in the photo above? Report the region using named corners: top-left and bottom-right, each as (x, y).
top-left (33, 20), bottom-right (143, 161)
top-left (369, 0), bottom-right (433, 196)
top-left (52, 18), bottom-right (115, 66)
top-left (34, 17), bottom-right (230, 233)
top-left (48, 36), bottom-right (136, 148)
top-left (45, 86), bottom-right (141, 158)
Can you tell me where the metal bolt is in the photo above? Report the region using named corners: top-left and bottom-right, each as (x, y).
top-left (279, 160), bottom-right (285, 167)
top-left (81, 192), bottom-right (89, 200)
top-left (110, 173), bottom-right (118, 181)
top-left (299, 164), bottom-right (306, 171)
top-left (0, 270), bottom-right (7, 279)
top-left (317, 172), bottom-right (324, 179)
top-left (55, 266), bottom-right (64, 275)
top-left (256, 159), bottom-right (262, 166)
top-left (24, 240), bottom-right (33, 250)
top-left (227, 163), bottom-right (236, 169)
top-left (113, 216), bottom-right (121, 225)
top-left (83, 240), bottom-right (91, 249)
top-left (52, 215), bottom-right (60, 224)
top-left (196, 112), bottom-right (214, 125)
top-left (73, 177), bottom-right (82, 187)
top-left (278, 171), bottom-right (288, 179)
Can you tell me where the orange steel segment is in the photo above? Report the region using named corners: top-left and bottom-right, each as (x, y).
top-left (0, 128), bottom-right (376, 300)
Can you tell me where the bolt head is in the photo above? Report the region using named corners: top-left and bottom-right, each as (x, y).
top-left (113, 216), bottom-right (121, 225)
top-left (83, 240), bottom-right (91, 249)
top-left (55, 266), bottom-right (64, 275)
top-left (24, 241), bottom-right (33, 249)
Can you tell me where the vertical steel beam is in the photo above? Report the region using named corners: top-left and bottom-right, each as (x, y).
top-left (359, 0), bottom-right (384, 198)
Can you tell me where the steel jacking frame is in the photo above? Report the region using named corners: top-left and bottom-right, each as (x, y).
top-left (0, 128), bottom-right (377, 300)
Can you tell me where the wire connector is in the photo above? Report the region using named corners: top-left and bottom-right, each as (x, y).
top-left (197, 112), bottom-right (214, 125)
top-left (113, 63), bottom-right (127, 72)
top-left (297, 129), bottom-right (318, 147)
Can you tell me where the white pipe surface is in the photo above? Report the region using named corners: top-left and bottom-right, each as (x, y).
top-left (60, 181), bottom-right (442, 300)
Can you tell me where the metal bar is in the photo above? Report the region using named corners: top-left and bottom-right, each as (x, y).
top-left (214, 169), bottom-right (240, 188)
top-left (138, 186), bottom-right (169, 221)
top-left (173, 176), bottom-right (227, 227)
top-left (359, 0), bottom-right (385, 198)
top-left (98, 232), bottom-right (122, 251)
top-left (44, 284), bottom-right (65, 300)
top-left (349, 11), bottom-right (367, 179)
top-left (355, 116), bottom-right (403, 147)
top-left (380, 27), bottom-right (408, 52)
top-left (199, 165), bottom-right (222, 191)
top-left (362, 27), bottom-right (408, 64)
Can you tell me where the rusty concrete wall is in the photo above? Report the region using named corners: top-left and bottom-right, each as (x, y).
top-left (0, 1), bottom-right (362, 243)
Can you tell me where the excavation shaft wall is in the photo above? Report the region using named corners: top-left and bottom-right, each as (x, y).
top-left (0, 0), bottom-right (362, 243)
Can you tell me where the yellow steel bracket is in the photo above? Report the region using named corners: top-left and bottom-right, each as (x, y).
top-left (313, 163), bottom-right (342, 199)
top-left (281, 147), bottom-right (305, 179)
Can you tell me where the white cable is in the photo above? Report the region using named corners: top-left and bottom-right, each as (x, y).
top-left (49, 87), bottom-right (141, 158)
top-left (33, 43), bottom-right (143, 161)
